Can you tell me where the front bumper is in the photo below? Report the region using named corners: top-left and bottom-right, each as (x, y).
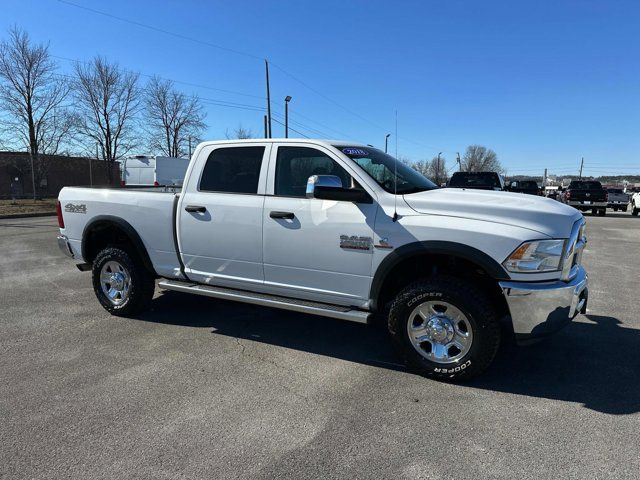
top-left (499, 265), bottom-right (588, 344)
top-left (57, 235), bottom-right (74, 258)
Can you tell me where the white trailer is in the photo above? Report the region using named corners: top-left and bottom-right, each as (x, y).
top-left (121, 155), bottom-right (189, 186)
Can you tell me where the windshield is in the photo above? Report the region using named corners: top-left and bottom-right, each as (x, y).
top-left (449, 172), bottom-right (500, 188)
top-left (335, 146), bottom-right (437, 194)
top-left (519, 181), bottom-right (539, 189)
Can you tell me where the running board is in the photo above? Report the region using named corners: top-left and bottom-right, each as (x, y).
top-left (158, 279), bottom-right (370, 324)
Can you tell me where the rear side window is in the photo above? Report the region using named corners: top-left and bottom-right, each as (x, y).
top-left (199, 146), bottom-right (265, 193)
top-left (275, 146), bottom-right (352, 197)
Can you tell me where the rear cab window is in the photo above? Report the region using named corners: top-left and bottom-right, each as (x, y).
top-left (199, 146), bottom-right (266, 194)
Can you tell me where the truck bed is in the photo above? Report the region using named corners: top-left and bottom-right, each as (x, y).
top-left (57, 186), bottom-right (182, 278)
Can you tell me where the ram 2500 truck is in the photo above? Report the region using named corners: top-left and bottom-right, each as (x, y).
top-left (562, 180), bottom-right (608, 216)
top-left (57, 139), bottom-right (588, 380)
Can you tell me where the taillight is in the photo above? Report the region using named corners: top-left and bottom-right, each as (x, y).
top-left (56, 200), bottom-right (65, 228)
top-left (120, 180), bottom-right (125, 187)
top-left (153, 181), bottom-right (160, 186)
top-left (566, 191), bottom-right (571, 200)
top-left (605, 192), bottom-right (609, 202)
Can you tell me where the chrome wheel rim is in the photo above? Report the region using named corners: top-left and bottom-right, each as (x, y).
top-left (100, 261), bottom-right (131, 306)
top-left (407, 300), bottom-right (473, 364)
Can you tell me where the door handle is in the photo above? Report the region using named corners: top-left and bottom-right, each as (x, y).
top-left (185, 205), bottom-right (207, 213)
top-left (269, 211), bottom-right (295, 219)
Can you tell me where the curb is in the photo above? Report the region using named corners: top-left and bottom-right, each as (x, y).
top-left (0, 212), bottom-right (57, 220)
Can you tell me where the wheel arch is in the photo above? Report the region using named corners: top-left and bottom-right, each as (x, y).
top-left (369, 241), bottom-right (511, 313)
top-left (82, 215), bottom-right (156, 276)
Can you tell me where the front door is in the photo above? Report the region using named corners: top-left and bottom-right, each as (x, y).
top-left (262, 144), bottom-right (378, 306)
top-left (178, 143), bottom-right (269, 288)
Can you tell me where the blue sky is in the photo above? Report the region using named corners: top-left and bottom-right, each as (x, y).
top-left (2, 0), bottom-right (639, 176)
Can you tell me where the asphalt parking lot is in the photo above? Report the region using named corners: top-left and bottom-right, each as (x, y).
top-left (1, 213), bottom-right (639, 479)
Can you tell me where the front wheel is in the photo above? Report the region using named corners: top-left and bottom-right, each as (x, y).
top-left (599, 209), bottom-right (606, 216)
top-left (92, 246), bottom-right (155, 316)
top-left (632, 202), bottom-right (639, 216)
top-left (388, 276), bottom-right (501, 381)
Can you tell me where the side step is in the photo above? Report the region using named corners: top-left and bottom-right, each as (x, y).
top-left (157, 279), bottom-right (370, 324)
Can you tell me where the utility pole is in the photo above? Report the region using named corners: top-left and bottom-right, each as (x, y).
top-left (385, 133), bottom-right (391, 153)
top-left (263, 115), bottom-right (268, 138)
top-left (284, 96), bottom-right (292, 138)
top-left (456, 152), bottom-right (462, 171)
top-left (579, 157), bottom-right (584, 179)
top-left (265, 60), bottom-right (272, 138)
top-left (437, 152), bottom-right (442, 185)
top-left (188, 136), bottom-right (192, 159)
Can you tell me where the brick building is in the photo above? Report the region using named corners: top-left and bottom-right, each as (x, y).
top-left (0, 152), bottom-right (120, 198)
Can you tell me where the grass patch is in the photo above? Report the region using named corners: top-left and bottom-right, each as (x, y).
top-left (0, 198), bottom-right (57, 216)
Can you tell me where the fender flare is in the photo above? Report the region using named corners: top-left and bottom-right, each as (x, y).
top-left (369, 240), bottom-right (510, 312)
top-left (81, 215), bottom-right (156, 275)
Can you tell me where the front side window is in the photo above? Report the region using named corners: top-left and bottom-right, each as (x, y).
top-left (335, 146), bottom-right (436, 194)
top-left (275, 146), bottom-right (353, 197)
top-left (199, 146), bottom-right (265, 193)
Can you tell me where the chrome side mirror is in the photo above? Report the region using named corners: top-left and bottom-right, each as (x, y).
top-left (306, 175), bottom-right (371, 203)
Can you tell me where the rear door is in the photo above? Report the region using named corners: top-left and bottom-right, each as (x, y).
top-left (262, 143), bottom-right (377, 306)
top-left (177, 143), bottom-right (270, 288)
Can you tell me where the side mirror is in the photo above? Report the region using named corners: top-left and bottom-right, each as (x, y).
top-left (306, 175), bottom-right (371, 203)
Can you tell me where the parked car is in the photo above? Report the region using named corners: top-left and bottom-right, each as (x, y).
top-left (606, 188), bottom-right (629, 212)
top-left (561, 180), bottom-right (608, 216)
top-left (447, 171), bottom-right (506, 191)
top-left (56, 139), bottom-right (588, 381)
top-left (121, 155), bottom-right (189, 187)
top-left (630, 192), bottom-right (640, 216)
top-left (508, 180), bottom-right (542, 196)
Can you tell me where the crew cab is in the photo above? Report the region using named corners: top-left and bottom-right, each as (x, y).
top-left (561, 180), bottom-right (608, 216)
top-left (57, 139), bottom-right (588, 380)
top-left (447, 171), bottom-right (505, 191)
top-left (508, 180), bottom-right (542, 196)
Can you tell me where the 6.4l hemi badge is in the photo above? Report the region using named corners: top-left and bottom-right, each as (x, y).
top-left (339, 235), bottom-right (373, 251)
top-left (65, 203), bottom-right (87, 214)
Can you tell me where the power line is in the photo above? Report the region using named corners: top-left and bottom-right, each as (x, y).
top-left (55, 0), bottom-right (263, 61)
top-left (54, 0), bottom-right (452, 155)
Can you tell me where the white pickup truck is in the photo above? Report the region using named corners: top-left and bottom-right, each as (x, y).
top-left (57, 139), bottom-right (589, 380)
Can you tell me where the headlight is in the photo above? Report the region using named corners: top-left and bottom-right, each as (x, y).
top-left (503, 239), bottom-right (566, 273)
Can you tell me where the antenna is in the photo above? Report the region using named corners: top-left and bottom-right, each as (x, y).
top-left (393, 110), bottom-right (398, 222)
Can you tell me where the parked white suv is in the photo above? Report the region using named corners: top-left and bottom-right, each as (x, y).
top-left (56, 139), bottom-right (589, 380)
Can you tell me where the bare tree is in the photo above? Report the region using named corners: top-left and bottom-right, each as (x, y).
top-left (427, 155), bottom-right (447, 185)
top-left (145, 76), bottom-right (206, 158)
top-left (461, 145), bottom-right (503, 173)
top-left (405, 156), bottom-right (447, 185)
top-left (74, 56), bottom-right (140, 183)
top-left (0, 27), bottom-right (73, 198)
top-left (225, 124), bottom-right (253, 139)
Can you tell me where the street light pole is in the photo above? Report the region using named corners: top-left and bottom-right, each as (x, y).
top-left (284, 96), bottom-right (292, 138)
top-left (385, 133), bottom-right (391, 153)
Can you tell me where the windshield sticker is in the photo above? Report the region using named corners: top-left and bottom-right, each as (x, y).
top-left (342, 148), bottom-right (368, 156)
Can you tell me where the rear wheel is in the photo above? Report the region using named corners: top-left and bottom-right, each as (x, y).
top-left (632, 202), bottom-right (639, 216)
top-left (92, 247), bottom-right (155, 316)
top-left (598, 209), bottom-right (606, 216)
top-left (388, 276), bottom-right (501, 381)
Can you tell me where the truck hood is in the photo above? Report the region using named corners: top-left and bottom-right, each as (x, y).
top-left (403, 188), bottom-right (581, 238)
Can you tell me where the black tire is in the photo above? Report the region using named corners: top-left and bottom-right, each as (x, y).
top-left (92, 246), bottom-right (155, 316)
top-left (388, 276), bottom-right (501, 381)
top-left (591, 208), bottom-right (597, 215)
top-left (621, 206), bottom-right (627, 212)
top-left (632, 203), bottom-right (639, 216)
top-left (613, 207), bottom-right (618, 212)
top-left (599, 209), bottom-right (606, 216)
